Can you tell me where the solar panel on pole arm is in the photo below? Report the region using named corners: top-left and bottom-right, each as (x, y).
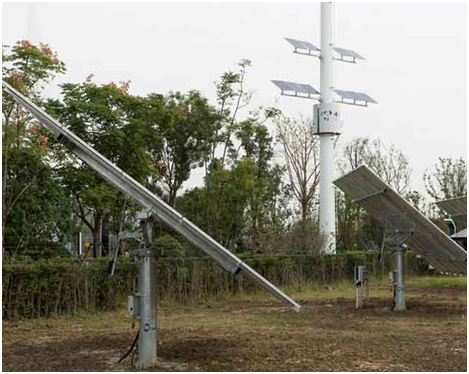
top-left (333, 47), bottom-right (365, 63)
top-left (334, 89), bottom-right (378, 107)
top-left (436, 196), bottom-right (467, 227)
top-left (285, 37), bottom-right (320, 57)
top-left (334, 165), bottom-right (467, 274)
top-left (271, 80), bottom-right (320, 100)
top-left (2, 80), bottom-right (301, 313)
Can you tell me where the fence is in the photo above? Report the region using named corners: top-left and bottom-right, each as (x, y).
top-left (2, 251), bottom-right (430, 320)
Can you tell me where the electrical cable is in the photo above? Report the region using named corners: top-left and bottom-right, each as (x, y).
top-left (118, 331), bottom-right (139, 364)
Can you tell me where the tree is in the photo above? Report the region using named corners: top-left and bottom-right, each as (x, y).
top-left (2, 147), bottom-right (74, 258)
top-left (2, 40), bottom-right (69, 257)
top-left (339, 137), bottom-right (411, 194)
top-left (50, 79), bottom-right (165, 256)
top-left (203, 59), bottom-right (253, 231)
top-left (276, 116), bottom-right (320, 224)
top-left (177, 158), bottom-right (255, 250)
top-left (155, 90), bottom-right (216, 207)
top-left (424, 157), bottom-right (467, 201)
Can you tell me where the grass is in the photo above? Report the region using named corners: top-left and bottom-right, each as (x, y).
top-left (3, 275), bottom-right (466, 372)
top-left (407, 276), bottom-right (467, 288)
top-left (8, 275), bottom-right (466, 328)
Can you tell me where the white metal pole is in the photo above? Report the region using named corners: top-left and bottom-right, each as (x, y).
top-left (78, 231), bottom-right (82, 256)
top-left (319, 2), bottom-right (337, 254)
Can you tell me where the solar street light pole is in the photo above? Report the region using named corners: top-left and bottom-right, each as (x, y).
top-left (319, 2), bottom-right (337, 254)
top-left (272, 5), bottom-right (377, 254)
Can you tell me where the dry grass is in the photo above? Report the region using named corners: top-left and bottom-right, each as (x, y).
top-left (3, 276), bottom-right (466, 372)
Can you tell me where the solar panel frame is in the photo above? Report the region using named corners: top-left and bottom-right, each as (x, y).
top-left (297, 83), bottom-right (320, 95)
top-left (271, 80), bottom-right (295, 92)
top-left (333, 47), bottom-right (365, 60)
top-left (334, 89), bottom-right (378, 104)
top-left (452, 228), bottom-right (467, 239)
top-left (271, 80), bottom-right (320, 96)
top-left (436, 196), bottom-right (467, 226)
top-left (334, 165), bottom-right (467, 274)
top-left (285, 37), bottom-right (320, 52)
top-left (301, 40), bottom-right (321, 52)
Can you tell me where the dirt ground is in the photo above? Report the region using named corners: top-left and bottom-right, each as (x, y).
top-left (2, 277), bottom-right (467, 372)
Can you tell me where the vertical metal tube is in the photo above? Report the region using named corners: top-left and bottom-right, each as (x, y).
top-left (138, 250), bottom-right (158, 368)
top-left (394, 246), bottom-right (406, 311)
top-left (319, 2), bottom-right (337, 254)
top-left (78, 232), bottom-right (82, 256)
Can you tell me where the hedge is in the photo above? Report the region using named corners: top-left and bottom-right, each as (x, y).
top-left (2, 251), bottom-right (431, 320)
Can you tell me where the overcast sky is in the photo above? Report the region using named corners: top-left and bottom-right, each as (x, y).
top-left (2, 2), bottom-right (467, 194)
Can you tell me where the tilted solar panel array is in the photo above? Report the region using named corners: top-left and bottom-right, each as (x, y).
top-left (436, 196), bottom-right (467, 227)
top-left (334, 165), bottom-right (467, 274)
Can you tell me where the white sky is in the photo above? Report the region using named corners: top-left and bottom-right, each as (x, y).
top-left (2, 2), bottom-right (467, 194)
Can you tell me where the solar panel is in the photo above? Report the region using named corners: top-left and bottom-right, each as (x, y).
top-left (272, 80), bottom-right (320, 96)
top-left (301, 40), bottom-right (321, 52)
top-left (297, 83), bottom-right (320, 95)
top-left (285, 37), bottom-right (320, 52)
top-left (436, 196), bottom-right (467, 226)
top-left (333, 47), bottom-right (365, 60)
top-left (452, 228), bottom-right (467, 239)
top-left (271, 80), bottom-right (295, 92)
top-left (334, 89), bottom-right (378, 104)
top-left (334, 165), bottom-right (467, 274)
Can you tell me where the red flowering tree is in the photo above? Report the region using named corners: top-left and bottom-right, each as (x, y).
top-left (2, 41), bottom-right (70, 257)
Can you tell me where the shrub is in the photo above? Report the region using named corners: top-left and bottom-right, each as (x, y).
top-left (2, 251), bottom-right (431, 320)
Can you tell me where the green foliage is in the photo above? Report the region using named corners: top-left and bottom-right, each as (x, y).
top-left (2, 40), bottom-right (66, 100)
top-left (155, 91), bottom-right (217, 206)
top-left (49, 80), bottom-right (169, 254)
top-left (2, 41), bottom-right (72, 258)
top-left (2, 258), bottom-right (138, 319)
top-left (2, 251), bottom-right (431, 320)
top-left (152, 234), bottom-right (186, 257)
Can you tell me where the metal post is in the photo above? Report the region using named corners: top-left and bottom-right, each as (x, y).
top-left (137, 248), bottom-right (158, 368)
top-left (78, 231), bottom-right (82, 256)
top-left (319, 2), bottom-right (337, 254)
top-left (394, 246), bottom-right (406, 311)
top-left (137, 216), bottom-right (158, 368)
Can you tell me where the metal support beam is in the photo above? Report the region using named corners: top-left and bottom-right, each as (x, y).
top-left (394, 245), bottom-right (406, 311)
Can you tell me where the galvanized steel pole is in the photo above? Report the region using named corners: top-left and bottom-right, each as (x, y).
top-left (137, 249), bottom-right (158, 368)
top-left (394, 246), bottom-right (406, 311)
top-left (319, 2), bottom-right (337, 254)
top-left (138, 217), bottom-right (158, 368)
